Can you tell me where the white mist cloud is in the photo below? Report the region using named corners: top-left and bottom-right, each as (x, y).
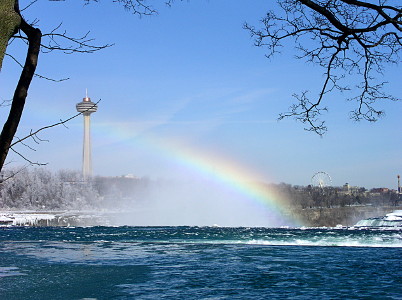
top-left (107, 179), bottom-right (287, 227)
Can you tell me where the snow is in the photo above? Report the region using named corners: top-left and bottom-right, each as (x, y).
top-left (0, 212), bottom-right (56, 226)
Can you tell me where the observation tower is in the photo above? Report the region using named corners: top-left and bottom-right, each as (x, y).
top-left (76, 92), bottom-right (97, 180)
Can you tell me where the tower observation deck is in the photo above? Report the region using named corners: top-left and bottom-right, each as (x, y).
top-left (76, 95), bottom-right (97, 180)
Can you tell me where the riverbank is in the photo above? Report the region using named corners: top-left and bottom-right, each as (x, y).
top-left (291, 205), bottom-right (402, 227)
top-left (1, 206), bottom-right (402, 227)
top-left (0, 211), bottom-right (111, 227)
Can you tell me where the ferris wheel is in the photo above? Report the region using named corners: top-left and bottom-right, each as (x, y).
top-left (311, 172), bottom-right (332, 188)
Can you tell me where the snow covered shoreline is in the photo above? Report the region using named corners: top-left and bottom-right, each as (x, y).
top-left (2, 209), bottom-right (402, 228)
top-left (0, 211), bottom-right (111, 227)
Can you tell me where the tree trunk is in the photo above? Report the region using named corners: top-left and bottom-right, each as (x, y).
top-left (0, 0), bottom-right (21, 70)
top-left (0, 6), bottom-right (42, 171)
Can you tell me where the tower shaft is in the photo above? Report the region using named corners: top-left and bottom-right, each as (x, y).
top-left (82, 114), bottom-right (92, 180)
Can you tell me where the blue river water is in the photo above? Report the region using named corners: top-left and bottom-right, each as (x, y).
top-left (0, 226), bottom-right (401, 299)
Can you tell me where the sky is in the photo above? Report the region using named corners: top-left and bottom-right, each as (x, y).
top-left (1, 0), bottom-right (401, 189)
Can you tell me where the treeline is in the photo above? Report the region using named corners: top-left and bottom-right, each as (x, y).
top-left (271, 183), bottom-right (400, 209)
top-left (0, 168), bottom-right (399, 211)
top-left (0, 169), bottom-right (153, 210)
top-left (0, 169), bottom-right (99, 210)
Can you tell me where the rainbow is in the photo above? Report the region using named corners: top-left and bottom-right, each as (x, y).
top-left (162, 139), bottom-right (303, 227)
top-left (95, 122), bottom-right (304, 227)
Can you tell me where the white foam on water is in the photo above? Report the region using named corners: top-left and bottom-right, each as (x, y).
top-left (0, 267), bottom-right (26, 278)
top-left (245, 235), bottom-right (402, 248)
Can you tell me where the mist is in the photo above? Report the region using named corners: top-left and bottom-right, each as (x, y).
top-left (104, 179), bottom-right (287, 227)
top-left (0, 168), bottom-right (294, 227)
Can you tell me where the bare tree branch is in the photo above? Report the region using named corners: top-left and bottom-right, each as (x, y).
top-left (5, 100), bottom-right (100, 170)
top-left (20, 0), bottom-right (39, 12)
top-left (10, 99), bottom-right (101, 149)
top-left (245, 0), bottom-right (401, 134)
top-left (84, 0), bottom-right (157, 16)
top-left (0, 164), bottom-right (29, 182)
top-left (5, 53), bottom-right (69, 82)
top-left (13, 25), bottom-right (113, 55)
top-left (10, 147), bottom-right (47, 166)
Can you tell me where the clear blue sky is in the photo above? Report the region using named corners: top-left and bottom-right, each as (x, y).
top-left (2, 0), bottom-right (401, 189)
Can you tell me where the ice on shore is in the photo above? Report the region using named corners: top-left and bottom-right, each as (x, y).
top-left (354, 210), bottom-right (402, 228)
top-left (0, 211), bottom-right (110, 227)
top-left (0, 213), bottom-right (56, 226)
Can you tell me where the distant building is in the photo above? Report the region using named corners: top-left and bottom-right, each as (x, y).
top-left (340, 183), bottom-right (360, 195)
top-left (370, 188), bottom-right (389, 194)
